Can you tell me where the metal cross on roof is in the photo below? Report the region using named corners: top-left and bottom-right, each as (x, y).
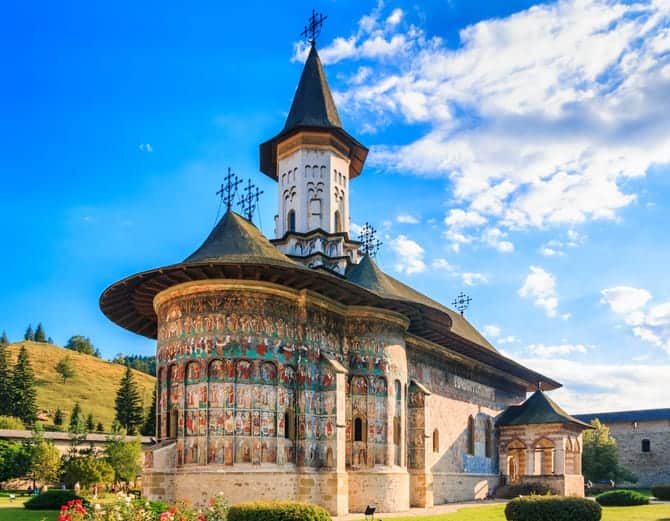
top-left (358, 222), bottom-right (383, 258)
top-left (237, 178), bottom-right (264, 222)
top-left (301, 9), bottom-right (328, 46)
top-left (216, 167), bottom-right (243, 213)
top-left (452, 291), bottom-right (472, 316)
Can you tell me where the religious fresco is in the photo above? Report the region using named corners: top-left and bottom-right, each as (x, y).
top-left (408, 382), bottom-right (426, 469)
top-left (345, 317), bottom-right (404, 378)
top-left (345, 374), bottom-right (388, 468)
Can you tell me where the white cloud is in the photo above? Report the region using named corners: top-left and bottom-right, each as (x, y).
top-left (389, 234), bottom-right (426, 274)
top-left (482, 227), bottom-right (514, 253)
top-left (445, 209), bottom-right (486, 229)
top-left (539, 247), bottom-right (563, 257)
top-left (431, 257), bottom-right (488, 286)
top-left (519, 266), bottom-right (562, 318)
top-left (601, 286), bottom-right (670, 354)
top-left (528, 343), bottom-right (589, 358)
top-left (386, 8), bottom-right (403, 27)
top-left (138, 143), bottom-right (153, 152)
top-left (328, 1), bottom-right (670, 243)
top-left (396, 213), bottom-right (420, 224)
top-left (498, 335), bottom-right (517, 345)
top-left (515, 356), bottom-right (670, 413)
top-left (461, 272), bottom-right (488, 286)
top-left (483, 324), bottom-right (501, 338)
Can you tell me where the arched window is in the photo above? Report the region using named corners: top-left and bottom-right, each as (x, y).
top-left (467, 416), bottom-right (475, 455)
top-left (642, 439), bottom-right (651, 452)
top-left (334, 211), bottom-right (341, 233)
top-left (433, 429), bottom-right (439, 453)
top-left (287, 210), bottom-right (296, 232)
top-left (534, 437), bottom-right (555, 474)
top-left (284, 411), bottom-right (291, 439)
top-left (485, 419), bottom-right (493, 458)
top-left (354, 416), bottom-right (366, 442)
top-left (168, 408), bottom-right (178, 439)
top-left (393, 416), bottom-right (401, 445)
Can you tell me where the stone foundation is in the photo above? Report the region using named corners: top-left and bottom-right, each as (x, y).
top-left (433, 473), bottom-right (498, 503)
top-left (348, 470), bottom-right (410, 513)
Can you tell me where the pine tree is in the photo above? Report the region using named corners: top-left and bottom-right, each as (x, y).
top-left (24, 325), bottom-right (34, 341)
top-left (53, 408), bottom-right (64, 426)
top-left (0, 343), bottom-right (11, 416)
top-left (115, 366), bottom-right (144, 435)
top-left (34, 323), bottom-right (46, 343)
top-left (86, 413), bottom-right (94, 432)
top-left (141, 383), bottom-right (157, 436)
top-left (55, 355), bottom-right (75, 383)
top-left (10, 346), bottom-right (37, 425)
top-left (69, 402), bottom-right (83, 431)
top-left (47, 337), bottom-right (54, 344)
top-left (0, 331), bottom-right (8, 345)
top-left (96, 422), bottom-right (104, 433)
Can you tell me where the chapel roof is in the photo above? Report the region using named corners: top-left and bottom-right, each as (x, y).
top-left (496, 390), bottom-right (592, 429)
top-left (573, 408), bottom-right (670, 424)
top-left (184, 210), bottom-right (297, 267)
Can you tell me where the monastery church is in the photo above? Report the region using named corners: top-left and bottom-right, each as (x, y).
top-left (100, 33), bottom-right (591, 515)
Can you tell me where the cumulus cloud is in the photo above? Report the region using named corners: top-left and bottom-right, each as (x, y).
top-left (601, 286), bottom-right (670, 354)
top-left (518, 266), bottom-right (564, 318)
top-left (396, 213), bottom-right (420, 224)
top-left (483, 324), bottom-right (501, 338)
top-left (326, 1), bottom-right (670, 247)
top-left (528, 343), bottom-right (590, 358)
top-left (431, 257), bottom-right (488, 286)
top-left (389, 234), bottom-right (426, 274)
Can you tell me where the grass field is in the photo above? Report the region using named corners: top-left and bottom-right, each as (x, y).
top-left (4, 341), bottom-right (155, 430)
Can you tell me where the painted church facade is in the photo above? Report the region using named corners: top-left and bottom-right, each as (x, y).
top-left (101, 36), bottom-right (589, 515)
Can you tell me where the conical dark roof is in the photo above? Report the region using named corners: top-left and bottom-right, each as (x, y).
top-left (347, 256), bottom-right (496, 351)
top-left (185, 211), bottom-right (297, 266)
top-left (496, 390), bottom-right (592, 429)
top-left (283, 44), bottom-right (342, 131)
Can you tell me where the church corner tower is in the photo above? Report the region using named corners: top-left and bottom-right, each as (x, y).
top-left (260, 41), bottom-right (368, 275)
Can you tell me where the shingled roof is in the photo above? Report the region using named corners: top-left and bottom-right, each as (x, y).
top-left (496, 390), bottom-right (592, 429)
top-left (573, 408), bottom-right (670, 424)
top-left (185, 211), bottom-right (297, 267)
top-left (283, 44), bottom-right (342, 131)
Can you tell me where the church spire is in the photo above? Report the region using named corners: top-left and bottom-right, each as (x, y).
top-left (282, 44), bottom-right (342, 132)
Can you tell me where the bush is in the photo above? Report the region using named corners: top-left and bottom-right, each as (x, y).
top-left (24, 489), bottom-right (88, 510)
top-left (505, 496), bottom-right (602, 521)
top-left (595, 489), bottom-right (649, 506)
top-left (133, 498), bottom-right (169, 516)
top-left (229, 501), bottom-right (331, 521)
top-left (652, 485), bottom-right (670, 500)
top-left (496, 482), bottom-right (554, 498)
top-left (0, 415), bottom-right (25, 429)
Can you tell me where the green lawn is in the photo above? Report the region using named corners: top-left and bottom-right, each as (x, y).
top-left (385, 503), bottom-right (670, 521)
top-left (0, 497), bottom-right (57, 521)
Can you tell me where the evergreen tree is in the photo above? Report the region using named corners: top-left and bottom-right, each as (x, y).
top-left (141, 383), bottom-right (157, 436)
top-left (96, 422), bottom-right (105, 433)
top-left (47, 337), bottom-right (54, 344)
top-left (24, 324), bottom-right (34, 341)
top-left (86, 413), bottom-right (95, 432)
top-left (10, 346), bottom-right (37, 425)
top-left (53, 408), bottom-right (64, 427)
top-left (114, 366), bottom-right (144, 435)
top-left (65, 335), bottom-right (99, 357)
top-left (55, 355), bottom-right (75, 383)
top-left (0, 343), bottom-right (11, 416)
top-left (34, 323), bottom-right (46, 343)
top-left (0, 331), bottom-right (8, 345)
top-left (69, 402), bottom-right (83, 431)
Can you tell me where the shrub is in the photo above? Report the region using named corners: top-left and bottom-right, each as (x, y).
top-left (505, 496), bottom-right (602, 521)
top-left (652, 485), bottom-right (670, 500)
top-left (24, 489), bottom-right (88, 510)
top-left (135, 498), bottom-right (169, 517)
top-left (229, 501), bottom-right (331, 521)
top-left (0, 415), bottom-right (25, 429)
top-left (595, 489), bottom-right (649, 506)
top-left (496, 482), bottom-right (553, 499)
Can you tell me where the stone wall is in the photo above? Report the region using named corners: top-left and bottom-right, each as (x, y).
top-left (348, 470), bottom-right (410, 512)
top-left (607, 419), bottom-right (670, 487)
top-left (432, 473), bottom-right (498, 503)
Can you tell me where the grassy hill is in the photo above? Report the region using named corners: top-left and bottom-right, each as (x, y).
top-left (4, 341), bottom-right (155, 432)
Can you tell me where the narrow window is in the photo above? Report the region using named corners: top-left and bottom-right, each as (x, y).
top-left (287, 210), bottom-right (296, 232)
top-left (485, 419), bottom-right (493, 458)
top-left (354, 417), bottom-right (364, 442)
top-left (642, 439), bottom-right (651, 452)
top-left (393, 416), bottom-right (401, 445)
top-left (334, 210), bottom-right (341, 233)
top-left (433, 429), bottom-right (439, 453)
top-left (284, 412), bottom-right (290, 439)
top-left (467, 416), bottom-right (475, 455)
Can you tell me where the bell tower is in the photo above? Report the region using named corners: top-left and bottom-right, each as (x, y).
top-left (260, 17), bottom-right (368, 274)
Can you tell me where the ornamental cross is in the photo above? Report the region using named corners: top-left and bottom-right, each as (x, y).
top-left (301, 9), bottom-right (328, 46)
top-left (237, 178), bottom-right (264, 222)
top-left (452, 291), bottom-right (472, 316)
top-left (358, 222), bottom-right (382, 258)
top-left (216, 167), bottom-right (243, 213)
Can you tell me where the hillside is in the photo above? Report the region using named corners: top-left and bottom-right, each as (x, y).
top-left (4, 341), bottom-right (155, 431)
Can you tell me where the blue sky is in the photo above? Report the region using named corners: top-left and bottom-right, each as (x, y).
top-left (2, 0), bottom-right (670, 413)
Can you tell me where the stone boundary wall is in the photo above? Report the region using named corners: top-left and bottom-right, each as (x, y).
top-left (348, 470), bottom-right (410, 513)
top-left (432, 472), bottom-right (498, 503)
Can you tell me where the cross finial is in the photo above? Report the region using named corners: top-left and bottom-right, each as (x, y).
top-left (237, 178), bottom-right (264, 222)
top-left (358, 222), bottom-right (383, 257)
top-left (216, 167), bottom-right (243, 213)
top-left (301, 9), bottom-right (328, 46)
top-left (452, 291), bottom-right (472, 316)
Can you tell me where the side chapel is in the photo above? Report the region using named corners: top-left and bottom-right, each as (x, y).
top-left (100, 25), bottom-right (590, 515)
